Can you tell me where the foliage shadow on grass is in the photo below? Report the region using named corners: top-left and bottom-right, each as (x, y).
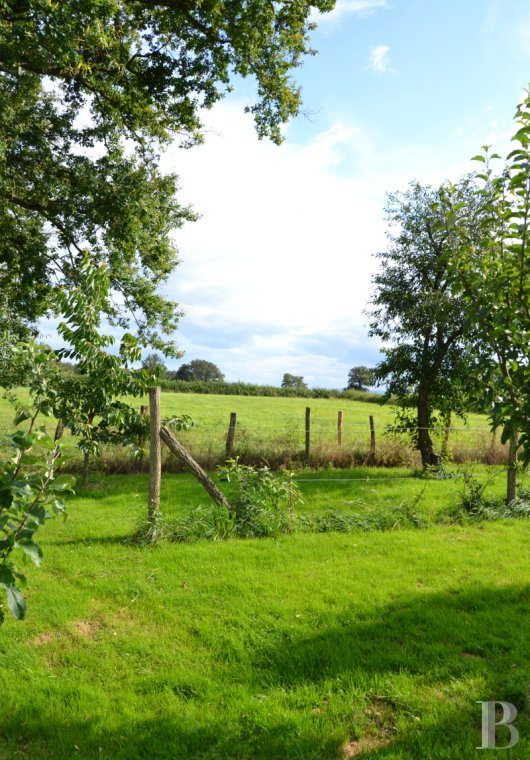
top-left (2, 585), bottom-right (529, 759)
top-left (252, 584), bottom-right (530, 690)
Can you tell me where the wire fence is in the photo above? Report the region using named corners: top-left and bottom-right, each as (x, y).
top-left (164, 408), bottom-right (504, 473)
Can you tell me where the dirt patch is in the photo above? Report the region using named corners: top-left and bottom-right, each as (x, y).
top-left (343, 696), bottom-right (400, 756)
top-left (73, 619), bottom-right (102, 638)
top-left (33, 631), bottom-right (58, 646)
top-left (343, 736), bottom-right (391, 757)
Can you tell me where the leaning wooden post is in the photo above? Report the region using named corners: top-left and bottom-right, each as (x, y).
top-left (225, 412), bottom-right (237, 459)
top-left (160, 426), bottom-right (234, 513)
top-left (337, 410), bottom-right (343, 446)
top-left (368, 415), bottom-right (376, 465)
top-left (148, 387), bottom-right (162, 519)
top-left (305, 407), bottom-right (311, 467)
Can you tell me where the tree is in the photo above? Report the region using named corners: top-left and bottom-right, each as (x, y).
top-left (0, 345), bottom-right (74, 627)
top-left (281, 373), bottom-right (308, 390)
top-left (174, 360), bottom-right (225, 382)
top-left (0, 253), bottom-right (156, 623)
top-left (443, 89), bottom-right (530, 499)
top-left (0, 1), bottom-right (336, 350)
top-left (8, 254), bottom-right (155, 484)
top-left (142, 353), bottom-right (168, 377)
top-left (368, 180), bottom-right (481, 468)
top-left (346, 366), bottom-right (375, 391)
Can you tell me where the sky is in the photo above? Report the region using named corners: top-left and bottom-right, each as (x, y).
top-left (41, 0), bottom-right (530, 388)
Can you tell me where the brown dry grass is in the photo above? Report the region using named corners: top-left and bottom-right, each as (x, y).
top-left (58, 428), bottom-right (507, 474)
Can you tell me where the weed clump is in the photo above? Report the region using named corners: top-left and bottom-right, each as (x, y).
top-left (437, 473), bottom-right (530, 523)
top-left (166, 459), bottom-right (302, 542)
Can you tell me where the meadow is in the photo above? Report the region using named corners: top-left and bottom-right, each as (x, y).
top-left (0, 390), bottom-right (503, 473)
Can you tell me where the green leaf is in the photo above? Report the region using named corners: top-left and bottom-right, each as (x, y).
top-left (16, 541), bottom-right (43, 567)
top-left (7, 431), bottom-right (35, 451)
top-left (0, 565), bottom-right (15, 586)
top-left (13, 409), bottom-right (32, 426)
top-left (6, 585), bottom-right (26, 620)
top-left (471, 154), bottom-right (486, 163)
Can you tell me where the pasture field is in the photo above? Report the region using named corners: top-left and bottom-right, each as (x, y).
top-left (0, 470), bottom-right (529, 759)
top-left (0, 390), bottom-right (500, 471)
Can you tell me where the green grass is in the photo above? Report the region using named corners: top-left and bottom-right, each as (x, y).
top-left (1, 470), bottom-right (529, 759)
top-left (0, 389), bottom-right (501, 471)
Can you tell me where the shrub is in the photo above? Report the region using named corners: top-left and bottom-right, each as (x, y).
top-left (437, 473), bottom-right (530, 524)
top-left (166, 459), bottom-right (303, 542)
top-left (219, 459), bottom-right (302, 538)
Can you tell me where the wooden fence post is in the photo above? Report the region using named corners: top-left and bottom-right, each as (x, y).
top-left (368, 415), bottom-right (376, 465)
top-left (337, 410), bottom-right (343, 446)
top-left (148, 387), bottom-right (161, 519)
top-left (225, 412), bottom-right (237, 459)
top-left (305, 407), bottom-right (311, 467)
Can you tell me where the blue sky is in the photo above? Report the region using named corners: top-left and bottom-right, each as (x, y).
top-left (41, 0), bottom-right (530, 387)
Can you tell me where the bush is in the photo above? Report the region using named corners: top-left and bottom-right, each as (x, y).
top-left (219, 459), bottom-right (302, 538)
top-left (158, 378), bottom-right (383, 402)
top-left (165, 460), bottom-right (302, 542)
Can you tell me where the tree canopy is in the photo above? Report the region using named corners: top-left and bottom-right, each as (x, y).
top-left (174, 359), bottom-right (224, 382)
top-left (368, 180), bottom-right (481, 467)
top-left (281, 373), bottom-right (307, 390)
top-left (142, 353), bottom-right (168, 377)
top-left (346, 366), bottom-right (375, 391)
top-left (0, 0), bottom-right (336, 351)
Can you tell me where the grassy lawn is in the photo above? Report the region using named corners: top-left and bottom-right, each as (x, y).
top-left (0, 471), bottom-right (529, 759)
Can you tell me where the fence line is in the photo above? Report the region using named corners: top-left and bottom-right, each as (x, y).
top-left (179, 423), bottom-right (494, 433)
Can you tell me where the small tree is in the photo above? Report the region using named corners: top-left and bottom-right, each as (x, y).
top-left (368, 180), bottom-right (481, 468)
top-left (281, 373), bottom-right (308, 390)
top-left (173, 360), bottom-right (224, 382)
top-left (346, 366), bottom-right (375, 391)
top-left (5, 254), bottom-right (155, 485)
top-left (443, 89), bottom-right (530, 499)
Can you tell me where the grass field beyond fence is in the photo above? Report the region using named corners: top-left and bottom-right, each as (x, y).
top-left (0, 390), bottom-right (504, 473)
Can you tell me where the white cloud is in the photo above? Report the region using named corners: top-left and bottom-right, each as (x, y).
top-left (366, 45), bottom-right (393, 74)
top-left (160, 102), bottom-right (389, 385)
top-left (38, 96), bottom-right (506, 388)
top-left (156, 97), bottom-right (503, 386)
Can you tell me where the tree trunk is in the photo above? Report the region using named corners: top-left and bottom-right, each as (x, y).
top-left (440, 409), bottom-right (452, 461)
top-left (506, 431), bottom-right (518, 503)
top-left (417, 385), bottom-right (440, 468)
top-left (82, 451), bottom-right (90, 485)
